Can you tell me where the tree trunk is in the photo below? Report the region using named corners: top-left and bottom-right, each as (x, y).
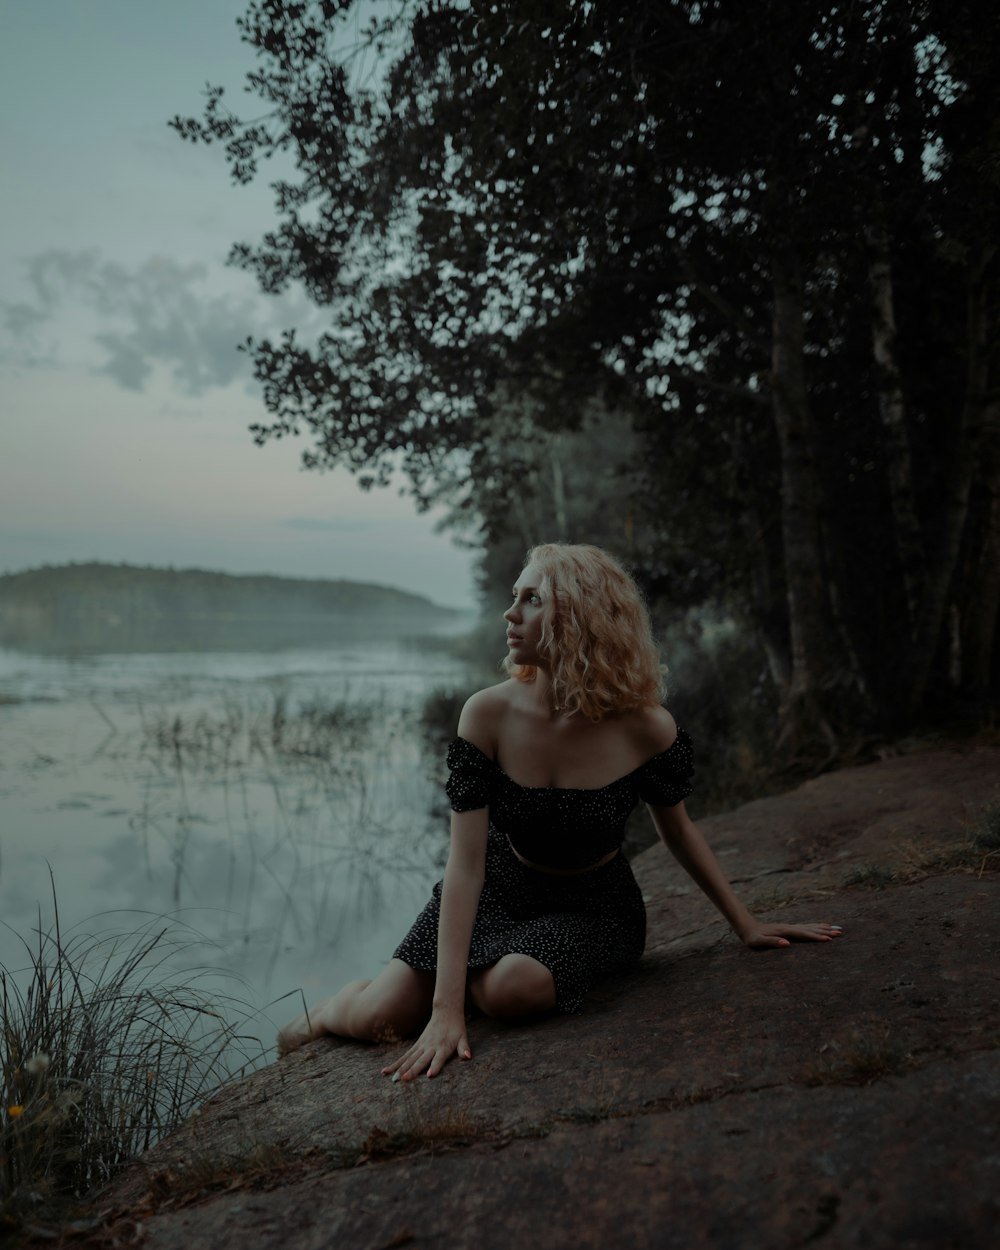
top-left (550, 436), bottom-right (568, 540)
top-left (865, 213), bottom-right (926, 637)
top-left (907, 249), bottom-right (996, 715)
top-left (770, 245), bottom-right (856, 752)
top-left (747, 502), bottom-right (791, 691)
top-left (960, 397), bottom-right (1000, 698)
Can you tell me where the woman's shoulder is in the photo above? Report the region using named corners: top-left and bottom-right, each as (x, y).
top-left (623, 705), bottom-right (693, 806)
top-left (621, 704), bottom-right (680, 758)
top-left (456, 680), bottom-right (518, 757)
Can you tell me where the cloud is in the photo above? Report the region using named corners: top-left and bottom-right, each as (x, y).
top-left (280, 517), bottom-right (388, 534)
top-left (4, 300), bottom-right (50, 339)
top-left (2, 249), bottom-right (314, 396)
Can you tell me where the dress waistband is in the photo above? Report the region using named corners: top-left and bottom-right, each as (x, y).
top-left (504, 833), bottom-right (620, 876)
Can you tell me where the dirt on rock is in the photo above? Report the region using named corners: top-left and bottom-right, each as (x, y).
top-left (74, 742), bottom-right (1000, 1249)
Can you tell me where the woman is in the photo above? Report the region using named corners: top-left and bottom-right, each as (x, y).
top-left (277, 543), bottom-right (841, 1076)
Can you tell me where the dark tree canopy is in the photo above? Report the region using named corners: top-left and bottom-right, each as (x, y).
top-left (173, 0), bottom-right (1000, 752)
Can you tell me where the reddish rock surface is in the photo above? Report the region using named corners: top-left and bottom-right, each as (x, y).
top-left (81, 744), bottom-right (1000, 1249)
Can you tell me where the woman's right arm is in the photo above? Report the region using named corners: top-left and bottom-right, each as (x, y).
top-left (381, 807), bottom-right (488, 1081)
top-left (381, 690), bottom-right (499, 1081)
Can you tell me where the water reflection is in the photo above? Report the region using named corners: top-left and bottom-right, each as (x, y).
top-left (0, 639), bottom-right (471, 1053)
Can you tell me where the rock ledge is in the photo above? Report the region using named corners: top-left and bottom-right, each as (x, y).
top-left (90, 744), bottom-right (1000, 1250)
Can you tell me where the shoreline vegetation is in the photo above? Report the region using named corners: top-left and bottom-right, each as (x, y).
top-left (0, 648), bottom-right (465, 1240)
top-left (0, 563), bottom-right (466, 654)
top-left (0, 886), bottom-right (264, 1237)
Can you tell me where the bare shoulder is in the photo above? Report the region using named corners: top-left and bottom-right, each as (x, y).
top-left (456, 681), bottom-right (517, 757)
top-left (623, 704), bottom-right (679, 757)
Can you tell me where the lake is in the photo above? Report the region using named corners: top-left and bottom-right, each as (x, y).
top-left (0, 637), bottom-right (476, 1061)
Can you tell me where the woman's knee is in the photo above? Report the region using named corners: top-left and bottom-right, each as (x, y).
top-left (348, 962), bottom-right (433, 1041)
top-left (473, 954), bottom-right (556, 1019)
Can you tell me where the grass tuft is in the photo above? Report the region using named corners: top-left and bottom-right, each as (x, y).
top-left (1, 882), bottom-right (262, 1236)
top-left (971, 800), bottom-right (1000, 853)
top-left (143, 1142), bottom-right (328, 1210)
top-left (795, 1027), bottom-right (912, 1088)
top-left (842, 864), bottom-right (897, 889)
top-left (891, 805), bottom-right (1000, 881)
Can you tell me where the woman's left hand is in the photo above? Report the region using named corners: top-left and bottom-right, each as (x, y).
top-left (738, 921), bottom-right (843, 949)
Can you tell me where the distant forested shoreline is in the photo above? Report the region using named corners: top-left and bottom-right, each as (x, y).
top-left (0, 563), bottom-right (463, 653)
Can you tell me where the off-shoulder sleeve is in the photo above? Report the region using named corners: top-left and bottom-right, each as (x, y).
top-left (445, 737), bottom-right (496, 811)
top-left (635, 727), bottom-right (694, 807)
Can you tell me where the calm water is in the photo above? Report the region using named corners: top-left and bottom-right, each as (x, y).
top-left (0, 638), bottom-right (474, 1055)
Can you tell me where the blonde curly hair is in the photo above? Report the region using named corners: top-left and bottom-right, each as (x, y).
top-left (503, 543), bottom-right (665, 721)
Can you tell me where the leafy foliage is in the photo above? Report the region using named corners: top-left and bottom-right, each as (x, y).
top-left (173, 0), bottom-right (1000, 745)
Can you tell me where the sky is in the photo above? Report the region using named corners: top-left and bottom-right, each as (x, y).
top-left (0, 1), bottom-right (477, 610)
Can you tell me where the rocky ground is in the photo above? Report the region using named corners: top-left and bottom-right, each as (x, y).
top-left (67, 743), bottom-right (1000, 1249)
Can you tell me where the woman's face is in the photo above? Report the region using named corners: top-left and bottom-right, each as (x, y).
top-left (503, 563), bottom-right (546, 667)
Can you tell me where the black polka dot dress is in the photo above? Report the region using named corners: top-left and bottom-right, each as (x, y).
top-left (393, 730), bottom-right (695, 1013)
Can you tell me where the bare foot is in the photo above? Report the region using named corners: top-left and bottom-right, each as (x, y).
top-left (275, 981), bottom-right (371, 1057)
top-left (276, 997), bottom-right (335, 1057)
top-left (276, 1009), bottom-right (316, 1057)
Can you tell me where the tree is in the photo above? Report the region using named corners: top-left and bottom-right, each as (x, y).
top-left (174, 0), bottom-right (1000, 748)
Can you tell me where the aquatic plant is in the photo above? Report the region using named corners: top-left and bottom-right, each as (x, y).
top-left (128, 687), bottom-right (445, 928)
top-left (0, 885), bottom-right (262, 1235)
top-left (139, 691), bottom-right (379, 775)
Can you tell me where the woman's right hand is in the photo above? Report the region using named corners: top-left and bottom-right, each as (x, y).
top-left (381, 1007), bottom-right (471, 1081)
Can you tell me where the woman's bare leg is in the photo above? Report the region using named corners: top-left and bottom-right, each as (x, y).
top-left (277, 959), bottom-right (435, 1056)
top-left (468, 953), bottom-right (556, 1019)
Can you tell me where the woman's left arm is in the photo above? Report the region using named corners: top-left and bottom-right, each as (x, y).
top-left (647, 801), bottom-right (842, 948)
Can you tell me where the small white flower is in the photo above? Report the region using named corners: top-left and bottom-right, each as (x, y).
top-left (25, 1053), bottom-right (50, 1076)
